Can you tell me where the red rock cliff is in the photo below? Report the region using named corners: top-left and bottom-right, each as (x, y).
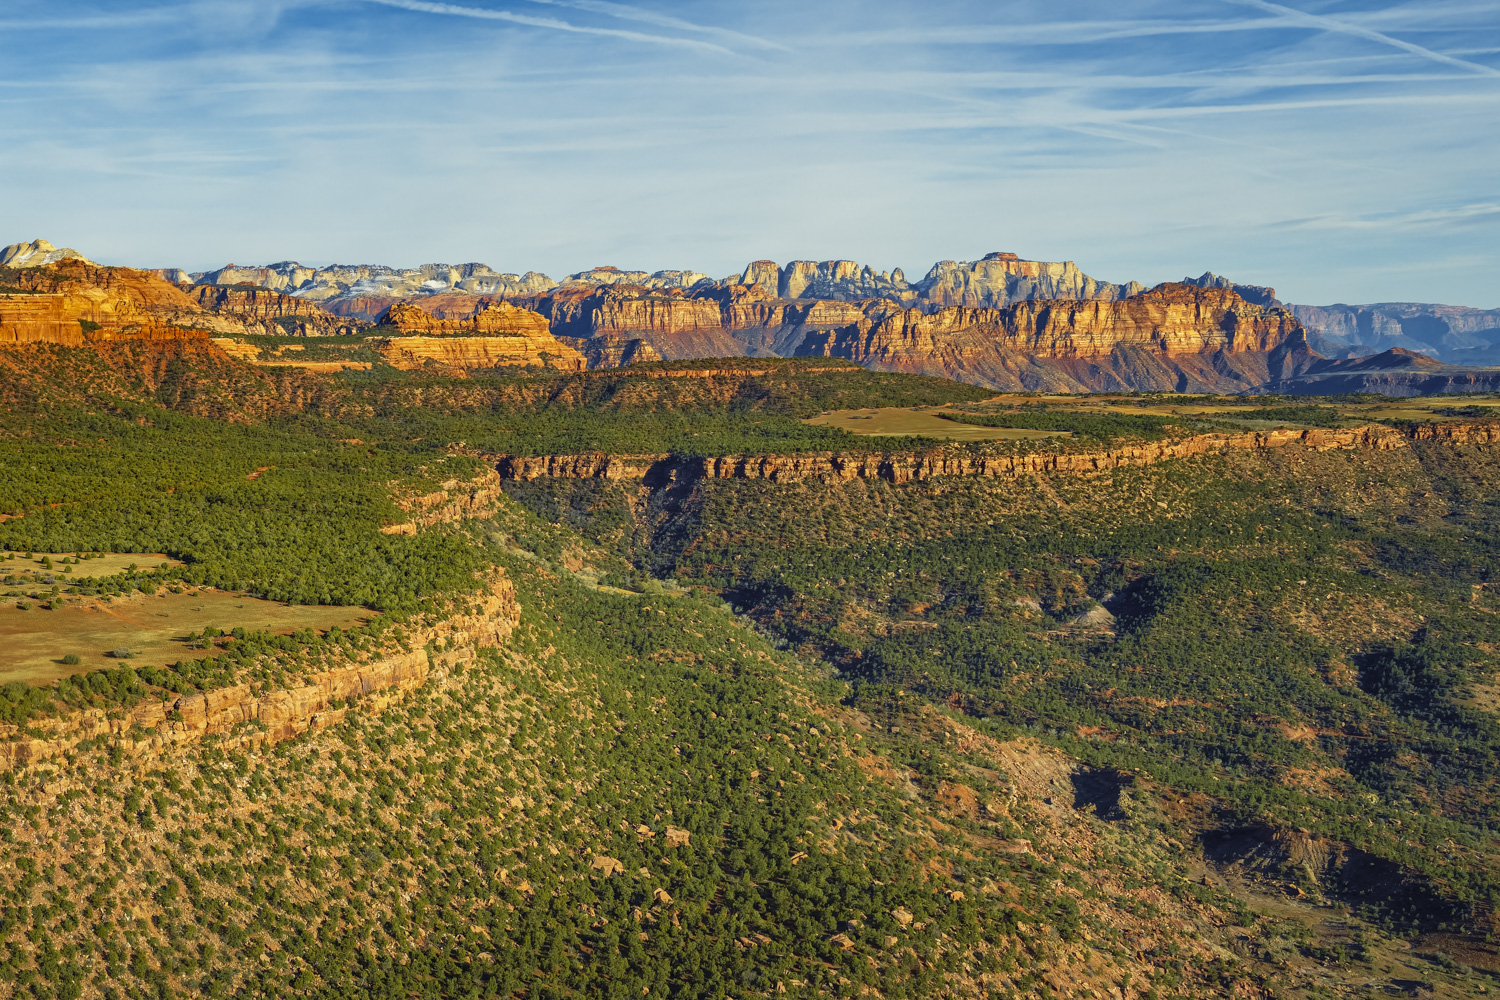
top-left (0, 260), bottom-right (224, 345)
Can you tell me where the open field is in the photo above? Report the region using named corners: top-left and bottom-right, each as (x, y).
top-left (0, 587), bottom-right (374, 685)
top-left (1, 552), bottom-right (182, 581)
top-left (966, 392), bottom-right (1500, 422)
top-left (803, 405), bottom-right (1067, 440)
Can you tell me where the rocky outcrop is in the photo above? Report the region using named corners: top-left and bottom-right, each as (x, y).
top-left (0, 238), bottom-right (94, 268)
top-left (563, 265), bottom-right (712, 289)
top-left (916, 253), bottom-right (1143, 309)
top-left (515, 283), bottom-right (902, 361)
top-left (186, 285), bottom-right (366, 337)
top-left (379, 299), bottom-right (553, 337)
top-left (1182, 271), bottom-right (1279, 308)
top-left (497, 453), bottom-right (671, 481)
top-left (372, 299), bottom-right (585, 370)
top-left (773, 260), bottom-right (919, 305)
top-left (1259, 347), bottom-right (1500, 397)
top-left (792, 284), bottom-right (1311, 391)
top-left (173, 250), bottom-right (1152, 326)
top-left (189, 261), bottom-right (559, 317)
top-left (0, 260), bottom-right (225, 345)
top-left (511, 270), bottom-right (1278, 383)
top-left (382, 468), bottom-right (506, 535)
top-left (375, 336), bottom-right (585, 371)
top-left (0, 568), bottom-right (519, 766)
top-left (1291, 301), bottom-right (1500, 362)
top-left (519, 285), bottom-right (739, 357)
top-left (492, 421), bottom-right (1500, 486)
top-left (714, 252), bottom-right (1141, 309)
top-left (558, 334), bottom-right (664, 369)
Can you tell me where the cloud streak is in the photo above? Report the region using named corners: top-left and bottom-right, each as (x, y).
top-left (521, 0), bottom-right (787, 51)
top-left (1, 0), bottom-right (1496, 304)
top-left (1226, 0), bottom-right (1500, 77)
top-left (359, 0), bottom-right (732, 52)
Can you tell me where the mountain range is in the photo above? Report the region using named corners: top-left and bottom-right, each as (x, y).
top-left (6, 238), bottom-right (1499, 396)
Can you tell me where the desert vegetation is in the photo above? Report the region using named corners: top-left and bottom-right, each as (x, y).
top-left (2, 349), bottom-right (1499, 997)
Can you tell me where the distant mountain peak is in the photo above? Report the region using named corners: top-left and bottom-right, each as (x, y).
top-left (0, 238), bottom-right (95, 268)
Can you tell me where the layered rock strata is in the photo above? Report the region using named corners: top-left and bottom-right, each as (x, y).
top-left (373, 299), bottom-right (586, 370)
top-left (170, 250), bottom-right (1147, 320)
top-left (0, 568), bottom-right (518, 767)
top-left (493, 421), bottom-right (1500, 486)
top-left (916, 253), bottom-right (1143, 309)
top-left (0, 260), bottom-right (223, 345)
top-left (792, 284), bottom-right (1312, 392)
top-left (186, 285), bottom-right (365, 337)
top-left (558, 334), bottom-right (664, 369)
top-left (374, 336), bottom-right (586, 371)
top-left (378, 299), bottom-right (554, 336)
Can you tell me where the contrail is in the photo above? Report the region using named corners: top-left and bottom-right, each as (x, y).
top-left (522, 0), bottom-right (787, 51)
top-left (361, 0), bottom-right (732, 53)
top-left (1226, 0), bottom-right (1500, 77)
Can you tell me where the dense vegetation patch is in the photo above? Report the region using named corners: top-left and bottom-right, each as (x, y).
top-left (528, 439), bottom-right (1500, 935)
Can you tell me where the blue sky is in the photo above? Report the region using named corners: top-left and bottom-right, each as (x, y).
top-left (2, 0), bottom-right (1497, 306)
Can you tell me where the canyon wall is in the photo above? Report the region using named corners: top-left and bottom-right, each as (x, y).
top-left (792, 284), bottom-right (1313, 392)
top-left (492, 421), bottom-right (1500, 486)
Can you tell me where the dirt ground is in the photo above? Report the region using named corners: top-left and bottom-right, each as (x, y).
top-left (0, 587), bottom-right (374, 685)
top-left (1, 552), bottom-right (183, 581)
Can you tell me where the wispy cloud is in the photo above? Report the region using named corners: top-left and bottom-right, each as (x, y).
top-left (1, 0), bottom-right (1496, 305)
top-left (521, 0), bottom-right (786, 51)
top-left (1277, 202), bottom-right (1500, 232)
top-left (1225, 0), bottom-right (1500, 77)
top-left (359, 0), bottom-right (732, 52)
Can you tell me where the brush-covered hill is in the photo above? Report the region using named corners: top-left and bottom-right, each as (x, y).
top-left (3, 335), bottom-right (1500, 997)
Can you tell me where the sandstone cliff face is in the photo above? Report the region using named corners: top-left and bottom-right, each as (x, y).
top-left (374, 336), bottom-right (586, 372)
top-left (717, 251), bottom-right (1141, 309)
top-left (519, 285), bottom-right (747, 358)
top-left (493, 421), bottom-right (1500, 487)
top-left (0, 261), bottom-right (225, 345)
top-left (563, 266), bottom-right (712, 289)
top-left (186, 285), bottom-right (366, 337)
top-left (793, 284), bottom-right (1309, 392)
top-left (379, 299), bottom-right (554, 337)
top-left (373, 299), bottom-right (585, 370)
top-left (776, 259), bottom-right (918, 304)
top-left (517, 283), bottom-right (901, 361)
top-left (916, 253), bottom-right (1143, 309)
top-left (179, 250), bottom-right (1153, 325)
top-left (558, 334), bottom-right (664, 369)
top-left (1182, 271), bottom-right (1278, 308)
top-left (0, 568), bottom-right (519, 767)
